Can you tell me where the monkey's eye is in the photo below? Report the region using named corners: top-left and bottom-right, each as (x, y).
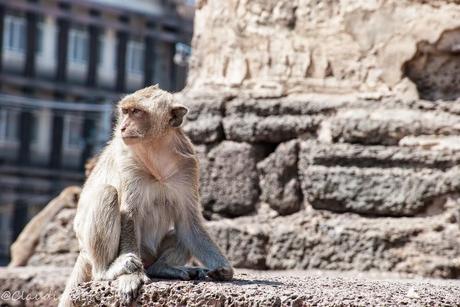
top-left (132, 108), bottom-right (143, 116)
top-left (121, 108), bottom-right (128, 115)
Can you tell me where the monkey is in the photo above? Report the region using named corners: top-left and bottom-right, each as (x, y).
top-left (59, 85), bottom-right (233, 307)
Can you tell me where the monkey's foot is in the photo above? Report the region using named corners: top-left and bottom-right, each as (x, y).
top-left (106, 253), bottom-right (144, 280)
top-left (185, 267), bottom-right (209, 280)
top-left (147, 265), bottom-right (208, 281)
top-left (207, 266), bottom-right (234, 281)
top-left (116, 273), bottom-right (148, 306)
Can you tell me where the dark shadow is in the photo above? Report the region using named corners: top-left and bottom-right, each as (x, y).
top-left (229, 278), bottom-right (284, 286)
top-left (403, 27), bottom-right (460, 101)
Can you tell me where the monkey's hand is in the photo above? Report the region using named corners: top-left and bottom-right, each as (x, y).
top-left (105, 253), bottom-right (144, 280)
top-left (207, 266), bottom-right (234, 281)
top-left (116, 272), bottom-right (150, 306)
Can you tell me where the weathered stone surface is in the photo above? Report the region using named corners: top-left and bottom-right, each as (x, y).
top-left (184, 116), bottom-right (222, 144)
top-left (189, 0), bottom-right (460, 99)
top-left (3, 267), bottom-right (460, 307)
top-left (27, 208), bottom-right (79, 267)
top-left (222, 97), bottom-right (330, 142)
top-left (328, 108), bottom-right (460, 145)
top-left (224, 95), bottom-right (345, 116)
top-left (400, 135), bottom-right (460, 151)
top-left (207, 219), bottom-right (268, 269)
top-left (268, 207), bottom-right (460, 277)
top-left (302, 140), bottom-right (460, 170)
top-left (177, 92), bottom-right (226, 144)
top-left (405, 28), bottom-right (460, 100)
top-left (212, 202), bottom-right (460, 278)
top-left (0, 266), bottom-right (69, 307)
top-left (299, 141), bottom-right (460, 216)
top-left (9, 186), bottom-right (80, 267)
top-left (200, 141), bottom-right (263, 217)
top-left (76, 270), bottom-right (460, 307)
top-left (101, 268), bottom-right (460, 307)
top-left (257, 140), bottom-right (301, 215)
top-left (223, 114), bottom-right (318, 143)
top-left (301, 166), bottom-right (449, 216)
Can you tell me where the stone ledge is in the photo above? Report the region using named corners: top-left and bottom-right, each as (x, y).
top-left (0, 266), bottom-right (69, 307)
top-left (2, 267), bottom-right (460, 306)
top-left (70, 270), bottom-right (460, 307)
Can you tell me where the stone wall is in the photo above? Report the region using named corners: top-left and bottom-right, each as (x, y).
top-left (172, 0), bottom-right (460, 277)
top-left (178, 92), bottom-right (460, 278)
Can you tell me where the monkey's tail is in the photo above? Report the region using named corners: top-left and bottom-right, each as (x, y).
top-left (58, 253), bottom-right (90, 307)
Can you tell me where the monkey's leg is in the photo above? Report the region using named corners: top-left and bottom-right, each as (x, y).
top-left (83, 185), bottom-right (122, 280)
top-left (58, 253), bottom-right (91, 307)
top-left (146, 230), bottom-right (208, 280)
top-left (84, 185), bottom-right (147, 304)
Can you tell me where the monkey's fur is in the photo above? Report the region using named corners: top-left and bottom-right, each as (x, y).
top-left (59, 85), bottom-right (233, 306)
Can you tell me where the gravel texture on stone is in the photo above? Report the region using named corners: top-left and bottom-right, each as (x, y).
top-left (2, 267), bottom-right (460, 307)
top-left (0, 266), bottom-right (70, 307)
top-left (70, 270), bottom-right (460, 307)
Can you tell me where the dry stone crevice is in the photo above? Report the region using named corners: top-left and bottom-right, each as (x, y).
top-left (257, 140), bottom-right (302, 216)
top-left (404, 27), bottom-right (460, 101)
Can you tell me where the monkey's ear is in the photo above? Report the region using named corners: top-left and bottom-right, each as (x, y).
top-left (170, 104), bottom-right (188, 127)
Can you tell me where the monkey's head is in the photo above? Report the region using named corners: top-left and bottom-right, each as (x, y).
top-left (117, 85), bottom-right (188, 145)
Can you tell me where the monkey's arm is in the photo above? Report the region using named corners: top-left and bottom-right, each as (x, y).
top-left (175, 196), bottom-right (233, 281)
top-left (103, 210), bottom-right (146, 280)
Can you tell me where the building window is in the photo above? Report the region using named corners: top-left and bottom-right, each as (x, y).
top-left (68, 28), bottom-right (88, 64)
top-left (63, 115), bottom-right (83, 150)
top-left (36, 22), bottom-right (44, 55)
top-left (0, 205), bottom-right (12, 257)
top-left (126, 40), bottom-right (144, 74)
top-left (0, 109), bottom-right (19, 144)
top-left (30, 112), bottom-right (39, 145)
top-left (97, 37), bottom-right (103, 65)
top-left (4, 15), bottom-right (26, 53)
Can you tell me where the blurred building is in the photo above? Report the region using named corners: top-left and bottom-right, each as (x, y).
top-left (0, 0), bottom-right (194, 264)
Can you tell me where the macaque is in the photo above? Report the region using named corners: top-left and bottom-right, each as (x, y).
top-left (59, 85), bottom-right (233, 306)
